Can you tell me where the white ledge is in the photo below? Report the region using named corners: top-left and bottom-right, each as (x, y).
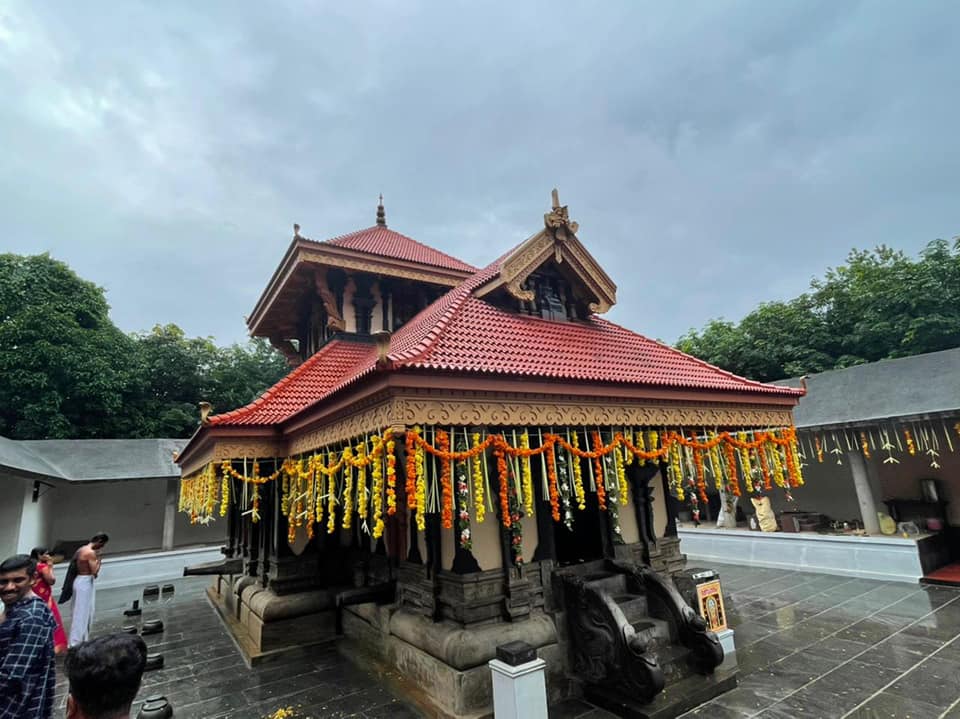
top-left (678, 527), bottom-right (928, 583)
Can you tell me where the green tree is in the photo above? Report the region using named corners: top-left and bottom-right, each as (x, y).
top-left (677, 238), bottom-right (960, 381)
top-left (130, 324), bottom-right (220, 437)
top-left (208, 338), bottom-right (290, 413)
top-left (0, 254), bottom-right (140, 438)
top-left (0, 253), bottom-right (290, 439)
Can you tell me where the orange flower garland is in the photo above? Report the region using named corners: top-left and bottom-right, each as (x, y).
top-left (722, 441), bottom-right (741, 497)
top-left (690, 440), bottom-right (708, 503)
top-left (385, 438), bottom-right (397, 516)
top-left (591, 431), bottom-right (607, 510)
top-left (904, 428), bottom-right (916, 455)
top-left (184, 424), bottom-right (817, 534)
top-left (546, 442), bottom-right (561, 521)
top-left (495, 445), bottom-right (511, 528)
top-left (438, 429), bottom-right (453, 529)
top-left (405, 427), bottom-right (418, 510)
top-left (860, 432), bottom-right (871, 460)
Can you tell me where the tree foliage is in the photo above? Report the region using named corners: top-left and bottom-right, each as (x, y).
top-left (0, 253), bottom-right (289, 439)
top-left (676, 239), bottom-right (960, 382)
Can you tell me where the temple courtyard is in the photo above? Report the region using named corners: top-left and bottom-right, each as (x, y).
top-left (54, 562), bottom-right (960, 718)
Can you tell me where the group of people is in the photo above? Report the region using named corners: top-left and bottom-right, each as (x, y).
top-left (1, 534), bottom-right (148, 719)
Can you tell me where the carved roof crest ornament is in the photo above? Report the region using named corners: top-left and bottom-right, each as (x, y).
top-left (544, 188), bottom-right (579, 244)
top-left (476, 188), bottom-right (616, 313)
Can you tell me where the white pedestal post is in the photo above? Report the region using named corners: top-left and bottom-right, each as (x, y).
top-left (489, 643), bottom-right (547, 719)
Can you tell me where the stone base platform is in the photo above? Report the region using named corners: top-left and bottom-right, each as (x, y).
top-left (339, 602), bottom-right (569, 718)
top-left (208, 575), bottom-right (338, 666)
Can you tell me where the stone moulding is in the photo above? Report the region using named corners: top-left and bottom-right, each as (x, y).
top-left (388, 608), bottom-right (557, 672)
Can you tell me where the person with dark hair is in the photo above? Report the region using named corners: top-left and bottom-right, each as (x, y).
top-left (65, 634), bottom-right (147, 719)
top-left (28, 549), bottom-right (66, 655)
top-left (0, 554), bottom-right (56, 719)
top-left (67, 534), bottom-right (109, 648)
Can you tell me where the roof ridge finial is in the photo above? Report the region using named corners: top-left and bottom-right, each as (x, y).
top-left (544, 187), bottom-right (578, 239)
top-left (376, 194), bottom-right (386, 227)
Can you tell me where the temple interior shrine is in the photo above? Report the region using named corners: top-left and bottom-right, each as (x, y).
top-left (176, 191), bottom-right (804, 717)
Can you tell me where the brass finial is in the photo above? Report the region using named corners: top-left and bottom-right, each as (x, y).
top-left (376, 194), bottom-right (386, 227)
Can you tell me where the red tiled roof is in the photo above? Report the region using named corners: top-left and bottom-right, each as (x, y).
top-left (207, 339), bottom-right (376, 426)
top-left (321, 226), bottom-right (477, 273)
top-left (385, 258), bottom-right (802, 396)
top-left (212, 253), bottom-right (799, 428)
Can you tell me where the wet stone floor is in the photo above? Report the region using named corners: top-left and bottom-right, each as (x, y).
top-left (55, 563), bottom-right (960, 718)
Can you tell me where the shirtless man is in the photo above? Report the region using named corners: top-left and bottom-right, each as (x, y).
top-left (67, 534), bottom-right (108, 648)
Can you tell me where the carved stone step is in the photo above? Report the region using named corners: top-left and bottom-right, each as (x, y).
top-left (583, 573), bottom-right (627, 595)
top-left (612, 594), bottom-right (648, 624)
top-left (631, 617), bottom-right (673, 648)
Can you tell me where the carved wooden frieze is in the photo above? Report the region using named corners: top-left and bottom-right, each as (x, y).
top-left (288, 399), bottom-right (403, 455)
top-left (396, 395), bottom-right (793, 431)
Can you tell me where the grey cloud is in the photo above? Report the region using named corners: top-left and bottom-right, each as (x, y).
top-left (1, 0), bottom-right (958, 346)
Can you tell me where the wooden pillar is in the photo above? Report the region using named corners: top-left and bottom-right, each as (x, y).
top-left (659, 459), bottom-right (678, 537)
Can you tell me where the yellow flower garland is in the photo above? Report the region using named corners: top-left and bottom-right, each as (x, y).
top-left (415, 442), bottom-right (427, 531)
top-left (471, 432), bottom-right (486, 523)
top-left (370, 436), bottom-right (385, 539)
top-left (520, 432), bottom-right (534, 517)
top-left (570, 430), bottom-right (586, 510)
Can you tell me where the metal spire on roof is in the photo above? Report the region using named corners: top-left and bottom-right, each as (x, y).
top-left (376, 194), bottom-right (386, 227)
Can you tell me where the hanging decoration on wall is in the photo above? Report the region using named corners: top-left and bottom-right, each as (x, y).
top-left (802, 418), bottom-right (959, 472)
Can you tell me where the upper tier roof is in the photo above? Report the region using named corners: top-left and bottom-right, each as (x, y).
top-left (324, 226), bottom-right (477, 273)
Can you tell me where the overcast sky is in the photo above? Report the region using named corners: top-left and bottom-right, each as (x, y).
top-left (2, 1), bottom-right (958, 346)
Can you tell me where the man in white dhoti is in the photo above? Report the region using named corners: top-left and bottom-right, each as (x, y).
top-left (67, 533), bottom-right (108, 648)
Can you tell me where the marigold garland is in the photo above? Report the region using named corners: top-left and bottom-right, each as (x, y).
top-left (385, 438), bottom-right (397, 516)
top-left (326, 452), bottom-right (337, 534)
top-left (722, 441), bottom-right (741, 497)
top-left (405, 429), bottom-right (418, 510)
top-left (220, 471), bottom-right (230, 517)
top-left (590, 431), bottom-right (607, 510)
top-left (371, 436), bottom-right (385, 539)
top-left (184, 424), bottom-right (818, 535)
top-left (616, 446), bottom-right (629, 506)
top-left (755, 445), bottom-right (772, 491)
top-left (437, 430), bottom-right (453, 529)
top-left (904, 428), bottom-right (916, 456)
top-left (690, 439), bottom-right (708, 503)
top-left (414, 441), bottom-right (427, 531)
top-left (569, 430), bottom-right (586, 509)
top-left (860, 432), bottom-right (871, 460)
top-left (495, 447), bottom-right (511, 528)
top-left (471, 432), bottom-right (486, 524)
top-left (546, 442), bottom-right (561, 521)
top-left (342, 447), bottom-right (354, 530)
top-left (356, 442), bottom-right (368, 527)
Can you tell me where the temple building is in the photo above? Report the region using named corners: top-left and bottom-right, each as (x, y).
top-left (176, 192), bottom-right (804, 717)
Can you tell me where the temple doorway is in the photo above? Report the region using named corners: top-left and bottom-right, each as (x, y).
top-left (553, 485), bottom-right (605, 565)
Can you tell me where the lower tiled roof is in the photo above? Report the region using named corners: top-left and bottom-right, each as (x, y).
top-left (207, 340), bottom-right (376, 426)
